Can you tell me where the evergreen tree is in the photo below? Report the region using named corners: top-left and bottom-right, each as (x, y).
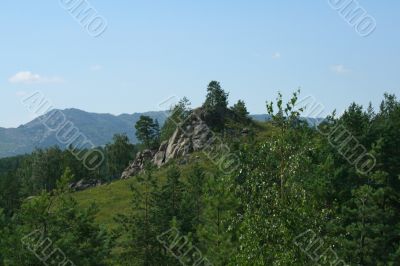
top-left (154, 165), bottom-right (188, 265)
top-left (332, 182), bottom-right (395, 265)
top-left (1, 171), bottom-right (112, 266)
top-left (0, 208), bottom-right (7, 264)
top-left (115, 165), bottom-right (162, 265)
top-left (231, 99), bottom-right (249, 123)
top-left (202, 81), bottom-right (229, 131)
top-left (30, 147), bottom-right (64, 193)
top-left (197, 173), bottom-right (237, 265)
top-left (156, 165), bottom-right (185, 232)
top-left (62, 146), bottom-right (91, 182)
top-left (105, 134), bottom-right (135, 179)
top-left (181, 164), bottom-right (206, 236)
top-left (0, 171), bottom-right (21, 216)
top-left (135, 116), bottom-right (161, 149)
top-left (203, 81), bottom-right (229, 112)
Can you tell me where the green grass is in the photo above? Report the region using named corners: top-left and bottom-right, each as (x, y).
top-left (73, 121), bottom-right (273, 229)
top-left (73, 152), bottom-right (220, 229)
top-left (73, 178), bottom-right (136, 229)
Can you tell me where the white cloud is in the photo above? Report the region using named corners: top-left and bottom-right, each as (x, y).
top-left (272, 52), bottom-right (281, 59)
top-left (90, 64), bottom-right (103, 71)
top-left (8, 71), bottom-right (63, 84)
top-left (330, 64), bottom-right (351, 74)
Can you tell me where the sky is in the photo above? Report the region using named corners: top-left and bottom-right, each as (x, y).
top-left (1, 0), bottom-right (399, 127)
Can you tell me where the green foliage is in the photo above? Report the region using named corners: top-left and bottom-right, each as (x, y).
top-left (105, 134), bottom-right (136, 179)
top-left (160, 97), bottom-right (191, 142)
top-left (1, 185), bottom-right (112, 265)
top-left (332, 183), bottom-right (395, 265)
top-left (0, 171), bottom-right (21, 216)
top-left (0, 208), bottom-right (7, 264)
top-left (114, 166), bottom-right (163, 265)
top-left (231, 99), bottom-right (250, 123)
top-left (57, 167), bottom-right (75, 192)
top-left (156, 165), bottom-right (185, 231)
top-left (231, 91), bottom-right (323, 265)
top-left (180, 163), bottom-right (205, 235)
top-left (135, 115), bottom-right (161, 149)
top-left (1, 87), bottom-right (400, 266)
top-left (30, 147), bottom-right (64, 193)
top-left (203, 81), bottom-right (229, 112)
top-left (197, 173), bottom-right (237, 265)
top-left (202, 81), bottom-right (230, 131)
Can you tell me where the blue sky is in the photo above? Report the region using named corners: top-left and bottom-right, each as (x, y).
top-left (1, 0), bottom-right (399, 127)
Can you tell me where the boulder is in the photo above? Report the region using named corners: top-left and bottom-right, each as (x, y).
top-left (120, 149), bottom-right (156, 179)
top-left (69, 179), bottom-right (102, 191)
top-left (120, 111), bottom-right (213, 179)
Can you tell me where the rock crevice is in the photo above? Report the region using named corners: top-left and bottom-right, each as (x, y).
top-left (121, 114), bottom-right (211, 179)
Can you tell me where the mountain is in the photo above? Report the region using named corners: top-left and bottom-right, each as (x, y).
top-left (0, 108), bottom-right (168, 158)
top-left (0, 109), bottom-right (322, 158)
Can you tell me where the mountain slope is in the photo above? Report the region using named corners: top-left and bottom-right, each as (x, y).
top-left (0, 109), bottom-right (167, 158)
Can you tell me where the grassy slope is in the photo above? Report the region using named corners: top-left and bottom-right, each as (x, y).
top-left (74, 121), bottom-right (273, 229)
top-left (74, 153), bottom-right (219, 229)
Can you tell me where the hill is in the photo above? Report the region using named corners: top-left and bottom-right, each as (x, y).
top-left (0, 109), bottom-right (167, 158)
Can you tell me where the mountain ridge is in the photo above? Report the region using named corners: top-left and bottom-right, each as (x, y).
top-left (0, 108), bottom-right (168, 158)
top-left (0, 108), bottom-right (321, 158)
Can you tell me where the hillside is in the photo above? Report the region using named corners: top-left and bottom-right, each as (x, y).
top-left (74, 152), bottom-right (218, 228)
top-left (1, 87), bottom-right (399, 265)
top-left (0, 109), bottom-right (167, 158)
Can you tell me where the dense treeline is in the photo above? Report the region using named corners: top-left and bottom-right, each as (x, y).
top-left (0, 134), bottom-right (137, 215)
top-left (0, 82), bottom-right (399, 265)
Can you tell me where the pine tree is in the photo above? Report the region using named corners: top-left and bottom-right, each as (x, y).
top-left (197, 173), bottom-right (237, 265)
top-left (115, 165), bottom-right (162, 265)
top-left (1, 171), bottom-right (112, 266)
top-left (231, 99), bottom-right (250, 123)
top-left (135, 116), bottom-right (160, 149)
top-left (333, 182), bottom-right (394, 265)
top-left (180, 164), bottom-right (206, 236)
top-left (105, 134), bottom-right (135, 179)
top-left (156, 165), bottom-right (185, 232)
top-left (202, 81), bottom-right (230, 131)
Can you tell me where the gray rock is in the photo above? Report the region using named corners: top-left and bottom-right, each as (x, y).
top-left (153, 150), bottom-right (166, 167)
top-left (120, 111), bottom-right (213, 179)
top-left (69, 179), bottom-right (102, 191)
top-left (120, 149), bottom-right (156, 179)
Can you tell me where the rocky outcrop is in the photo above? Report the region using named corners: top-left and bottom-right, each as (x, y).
top-left (69, 179), bottom-right (102, 191)
top-left (163, 117), bottom-right (211, 162)
top-left (121, 149), bottom-right (156, 179)
top-left (153, 140), bottom-right (169, 167)
top-left (120, 112), bottom-right (213, 179)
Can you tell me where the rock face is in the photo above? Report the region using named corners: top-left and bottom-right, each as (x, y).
top-left (69, 179), bottom-right (102, 191)
top-left (120, 113), bottom-right (212, 179)
top-left (121, 149), bottom-right (156, 179)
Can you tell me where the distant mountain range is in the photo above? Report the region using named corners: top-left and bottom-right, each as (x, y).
top-left (0, 109), bottom-right (323, 158)
top-left (0, 109), bottom-right (168, 158)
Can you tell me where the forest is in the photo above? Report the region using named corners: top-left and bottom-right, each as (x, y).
top-left (0, 81), bottom-right (399, 265)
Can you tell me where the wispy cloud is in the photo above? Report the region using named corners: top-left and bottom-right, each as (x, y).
top-left (330, 64), bottom-right (351, 74)
top-left (272, 52), bottom-right (281, 59)
top-left (8, 71), bottom-right (63, 84)
top-left (90, 64), bottom-right (103, 71)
